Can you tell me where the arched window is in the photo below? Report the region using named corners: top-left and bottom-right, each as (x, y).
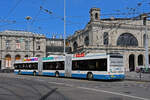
top-left (129, 54), bottom-right (135, 71)
top-left (84, 36), bottom-right (89, 46)
top-left (15, 55), bottom-right (21, 61)
top-left (73, 41), bottom-right (78, 51)
top-left (36, 55), bottom-right (40, 57)
top-left (25, 55), bottom-right (29, 58)
top-left (117, 33), bottom-right (138, 47)
top-left (95, 13), bottom-right (98, 20)
top-left (103, 32), bottom-right (109, 45)
top-left (5, 54), bottom-right (11, 68)
top-left (138, 54), bottom-right (143, 66)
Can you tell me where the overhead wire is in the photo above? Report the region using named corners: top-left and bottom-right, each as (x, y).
top-left (5, 0), bottom-right (148, 37)
top-left (4, 0), bottom-right (23, 19)
top-left (0, 0), bottom-right (23, 30)
top-left (31, 0), bottom-right (47, 25)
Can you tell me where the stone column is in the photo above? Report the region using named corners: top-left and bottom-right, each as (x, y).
top-left (135, 54), bottom-right (138, 70)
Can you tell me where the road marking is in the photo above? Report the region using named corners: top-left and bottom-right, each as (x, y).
top-left (65, 84), bottom-right (73, 87)
top-left (48, 82), bottom-right (65, 85)
top-left (48, 81), bottom-right (74, 87)
top-left (36, 79), bottom-right (44, 82)
top-left (77, 87), bottom-right (150, 100)
top-left (13, 75), bottom-right (149, 100)
top-left (136, 82), bottom-right (145, 84)
top-left (46, 81), bottom-right (150, 100)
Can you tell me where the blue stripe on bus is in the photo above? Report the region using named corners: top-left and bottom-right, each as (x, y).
top-left (42, 72), bottom-right (55, 76)
top-left (71, 73), bottom-right (125, 80)
top-left (72, 74), bottom-right (87, 78)
top-left (93, 74), bottom-right (125, 80)
top-left (21, 71), bottom-right (33, 75)
top-left (14, 71), bottom-right (38, 75)
top-left (42, 72), bottom-right (65, 77)
top-left (59, 73), bottom-right (65, 77)
top-left (14, 70), bottom-right (18, 74)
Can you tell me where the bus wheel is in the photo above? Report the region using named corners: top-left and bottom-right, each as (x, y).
top-left (87, 73), bottom-right (93, 80)
top-left (33, 71), bottom-right (36, 76)
top-left (55, 72), bottom-right (59, 78)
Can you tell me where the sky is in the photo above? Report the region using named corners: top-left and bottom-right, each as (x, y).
top-left (0, 0), bottom-right (150, 38)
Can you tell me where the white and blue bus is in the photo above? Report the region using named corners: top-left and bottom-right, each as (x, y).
top-left (14, 57), bottom-right (38, 75)
top-left (14, 53), bottom-right (125, 80)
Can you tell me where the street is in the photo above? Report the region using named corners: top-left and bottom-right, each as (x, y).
top-left (0, 73), bottom-right (150, 100)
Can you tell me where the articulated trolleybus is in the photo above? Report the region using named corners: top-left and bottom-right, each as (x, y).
top-left (14, 53), bottom-right (125, 80)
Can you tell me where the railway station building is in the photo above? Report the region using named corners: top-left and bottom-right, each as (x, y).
top-left (68, 8), bottom-right (150, 72)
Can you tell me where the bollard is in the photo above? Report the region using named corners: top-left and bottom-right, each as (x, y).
top-left (139, 69), bottom-right (142, 80)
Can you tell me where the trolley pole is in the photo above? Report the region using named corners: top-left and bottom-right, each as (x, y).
top-left (143, 14), bottom-right (149, 71)
top-left (63, 0), bottom-right (66, 55)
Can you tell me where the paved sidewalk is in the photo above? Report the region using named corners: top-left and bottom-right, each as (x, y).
top-left (125, 72), bottom-right (150, 82)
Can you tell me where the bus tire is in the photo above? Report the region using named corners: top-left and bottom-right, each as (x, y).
top-left (87, 73), bottom-right (93, 80)
top-left (33, 71), bottom-right (36, 76)
top-left (55, 71), bottom-right (59, 78)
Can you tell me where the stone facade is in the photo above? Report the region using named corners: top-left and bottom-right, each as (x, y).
top-left (46, 38), bottom-right (71, 56)
top-left (0, 30), bottom-right (46, 70)
top-left (68, 8), bottom-right (150, 72)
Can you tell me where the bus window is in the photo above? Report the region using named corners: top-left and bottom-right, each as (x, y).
top-left (72, 61), bottom-right (81, 70)
top-left (43, 61), bottom-right (64, 70)
top-left (98, 59), bottom-right (107, 71)
top-left (56, 62), bottom-right (64, 70)
top-left (56, 63), bottom-right (59, 69)
top-left (88, 60), bottom-right (96, 70)
top-left (43, 62), bottom-right (49, 70)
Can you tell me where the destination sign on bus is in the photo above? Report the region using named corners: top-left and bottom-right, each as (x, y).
top-left (42, 56), bottom-right (64, 61)
top-left (42, 57), bottom-right (54, 61)
top-left (74, 53), bottom-right (85, 57)
top-left (23, 58), bottom-right (38, 61)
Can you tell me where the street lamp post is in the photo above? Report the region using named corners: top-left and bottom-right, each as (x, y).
top-left (25, 16), bottom-right (32, 58)
top-left (64, 0), bottom-right (66, 55)
top-left (143, 14), bottom-right (149, 71)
